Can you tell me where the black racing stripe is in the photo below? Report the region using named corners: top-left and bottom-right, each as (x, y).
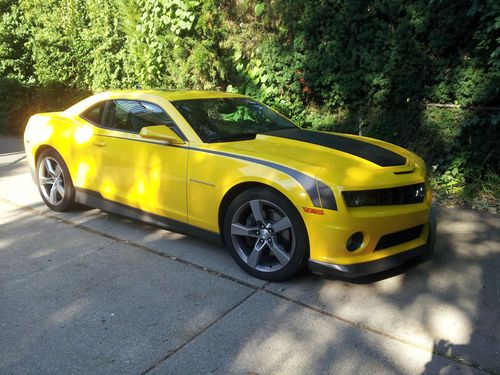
top-left (189, 147), bottom-right (337, 210)
top-left (85, 135), bottom-right (338, 210)
top-left (265, 128), bottom-right (407, 167)
top-left (317, 180), bottom-right (337, 210)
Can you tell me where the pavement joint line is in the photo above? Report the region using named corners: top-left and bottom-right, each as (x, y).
top-left (139, 289), bottom-right (259, 374)
top-left (0, 151), bottom-right (25, 157)
top-left (7, 155), bottom-right (26, 165)
top-left (0, 195), bottom-right (492, 374)
top-left (262, 288), bottom-right (493, 374)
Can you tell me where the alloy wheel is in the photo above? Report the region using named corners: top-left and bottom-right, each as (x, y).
top-left (38, 156), bottom-right (65, 206)
top-left (230, 199), bottom-right (296, 272)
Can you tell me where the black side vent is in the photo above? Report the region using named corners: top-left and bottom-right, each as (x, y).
top-left (375, 225), bottom-right (424, 251)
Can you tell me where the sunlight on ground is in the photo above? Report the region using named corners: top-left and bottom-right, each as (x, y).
top-left (141, 229), bottom-right (186, 242)
top-left (29, 248), bottom-right (56, 259)
top-left (49, 300), bottom-right (88, 324)
top-left (374, 275), bottom-right (404, 294)
top-left (231, 308), bottom-right (345, 374)
top-left (428, 305), bottom-right (473, 344)
top-left (0, 238), bottom-right (13, 250)
top-left (161, 231), bottom-right (185, 241)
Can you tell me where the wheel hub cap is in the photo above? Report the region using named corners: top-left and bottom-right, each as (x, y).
top-left (259, 229), bottom-right (271, 240)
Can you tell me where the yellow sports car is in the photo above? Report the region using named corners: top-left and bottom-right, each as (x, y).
top-left (24, 90), bottom-right (434, 281)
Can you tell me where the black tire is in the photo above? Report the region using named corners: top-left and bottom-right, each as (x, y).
top-left (36, 149), bottom-right (75, 212)
top-left (223, 187), bottom-right (309, 281)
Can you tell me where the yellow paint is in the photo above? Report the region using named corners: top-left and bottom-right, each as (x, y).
top-left (24, 89), bottom-right (432, 268)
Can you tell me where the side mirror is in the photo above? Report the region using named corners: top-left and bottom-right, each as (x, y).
top-left (139, 125), bottom-right (184, 144)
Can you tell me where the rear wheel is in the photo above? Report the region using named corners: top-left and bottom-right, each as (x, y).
top-left (36, 149), bottom-right (75, 212)
top-left (224, 187), bottom-right (309, 281)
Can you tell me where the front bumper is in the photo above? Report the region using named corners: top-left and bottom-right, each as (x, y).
top-left (308, 212), bottom-right (436, 278)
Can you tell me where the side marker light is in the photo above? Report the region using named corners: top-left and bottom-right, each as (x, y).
top-left (303, 207), bottom-right (324, 215)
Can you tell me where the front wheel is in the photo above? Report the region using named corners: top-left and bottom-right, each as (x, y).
top-left (224, 187), bottom-right (309, 281)
top-left (36, 149), bottom-right (75, 212)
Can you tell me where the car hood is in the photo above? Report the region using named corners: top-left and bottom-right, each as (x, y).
top-left (202, 128), bottom-right (427, 190)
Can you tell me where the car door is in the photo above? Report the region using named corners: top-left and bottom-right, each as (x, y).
top-left (89, 99), bottom-right (188, 223)
top-left (71, 100), bottom-right (108, 193)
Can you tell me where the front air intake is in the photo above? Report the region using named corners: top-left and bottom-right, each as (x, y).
top-left (375, 225), bottom-right (424, 251)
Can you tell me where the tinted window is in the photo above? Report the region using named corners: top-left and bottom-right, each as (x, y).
top-left (172, 98), bottom-right (296, 143)
top-left (81, 102), bottom-right (105, 124)
top-left (102, 100), bottom-right (180, 135)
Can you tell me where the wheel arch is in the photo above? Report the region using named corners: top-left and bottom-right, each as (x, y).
top-left (34, 144), bottom-right (57, 166)
top-left (34, 145), bottom-right (73, 183)
top-left (218, 181), bottom-right (305, 245)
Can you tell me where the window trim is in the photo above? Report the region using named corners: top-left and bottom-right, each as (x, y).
top-left (79, 99), bottom-right (188, 141)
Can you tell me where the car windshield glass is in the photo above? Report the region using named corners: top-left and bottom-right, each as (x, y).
top-left (172, 98), bottom-right (297, 143)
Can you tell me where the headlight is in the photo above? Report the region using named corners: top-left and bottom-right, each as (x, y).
top-left (342, 183), bottom-right (426, 207)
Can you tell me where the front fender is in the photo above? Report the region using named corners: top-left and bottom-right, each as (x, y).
top-left (186, 147), bottom-right (324, 233)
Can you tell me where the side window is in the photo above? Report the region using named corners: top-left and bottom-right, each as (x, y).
top-left (102, 100), bottom-right (130, 131)
top-left (81, 102), bottom-right (105, 125)
top-left (102, 100), bottom-right (182, 137)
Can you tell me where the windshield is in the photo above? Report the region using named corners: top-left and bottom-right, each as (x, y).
top-left (172, 98), bottom-right (297, 143)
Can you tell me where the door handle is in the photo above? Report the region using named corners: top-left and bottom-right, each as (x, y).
top-left (93, 140), bottom-right (107, 147)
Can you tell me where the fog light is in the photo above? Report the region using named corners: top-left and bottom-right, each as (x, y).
top-left (346, 232), bottom-right (364, 252)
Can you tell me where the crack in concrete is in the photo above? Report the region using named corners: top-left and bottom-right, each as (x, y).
top-left (139, 289), bottom-right (258, 375)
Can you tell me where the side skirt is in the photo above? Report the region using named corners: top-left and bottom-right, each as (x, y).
top-left (74, 188), bottom-right (222, 244)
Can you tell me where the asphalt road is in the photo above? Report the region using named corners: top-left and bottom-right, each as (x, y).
top-left (0, 136), bottom-right (498, 375)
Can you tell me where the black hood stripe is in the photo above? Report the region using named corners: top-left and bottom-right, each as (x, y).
top-left (264, 128), bottom-right (407, 167)
top-left (189, 146), bottom-right (336, 210)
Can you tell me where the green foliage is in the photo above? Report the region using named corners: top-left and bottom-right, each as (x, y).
top-left (254, 3), bottom-right (265, 18)
top-left (121, 0), bottom-right (226, 89)
top-left (0, 0), bottom-right (498, 207)
top-left (82, 0), bottom-right (127, 90)
top-left (0, 2), bottom-right (33, 84)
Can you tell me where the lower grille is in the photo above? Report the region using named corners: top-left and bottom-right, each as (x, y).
top-left (375, 225), bottom-right (424, 251)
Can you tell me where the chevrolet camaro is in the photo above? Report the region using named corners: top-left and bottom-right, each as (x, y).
top-left (24, 90), bottom-right (435, 281)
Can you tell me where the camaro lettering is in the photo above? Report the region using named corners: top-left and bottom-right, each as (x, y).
top-left (190, 178), bottom-right (215, 188)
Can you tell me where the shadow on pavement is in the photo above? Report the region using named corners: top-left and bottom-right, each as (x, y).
top-left (0, 137), bottom-right (23, 155)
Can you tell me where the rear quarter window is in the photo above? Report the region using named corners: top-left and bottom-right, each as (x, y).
top-left (81, 103), bottom-right (105, 125)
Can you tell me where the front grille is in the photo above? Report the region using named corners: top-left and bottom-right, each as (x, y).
top-left (375, 225), bottom-right (424, 251)
top-left (342, 183), bottom-right (425, 207)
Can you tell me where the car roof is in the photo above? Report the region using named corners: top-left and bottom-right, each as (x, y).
top-left (108, 89), bottom-right (247, 101)
top-left (64, 89), bottom-right (249, 116)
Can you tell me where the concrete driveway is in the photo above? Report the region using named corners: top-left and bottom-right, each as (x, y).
top-left (0, 136), bottom-right (498, 374)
